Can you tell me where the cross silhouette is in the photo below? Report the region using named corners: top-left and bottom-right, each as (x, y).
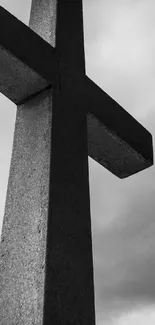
top-left (0, 1), bottom-right (153, 324)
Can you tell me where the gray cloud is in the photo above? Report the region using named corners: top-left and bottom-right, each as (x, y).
top-left (85, 1), bottom-right (155, 321)
top-left (89, 108), bottom-right (155, 322)
top-left (84, 0), bottom-right (155, 120)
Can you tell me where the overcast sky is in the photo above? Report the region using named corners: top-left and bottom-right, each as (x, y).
top-left (1, 0), bottom-right (155, 324)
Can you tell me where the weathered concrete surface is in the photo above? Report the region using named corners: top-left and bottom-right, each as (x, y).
top-left (0, 6), bottom-right (57, 104)
top-left (0, 45), bottom-right (49, 104)
top-left (0, 0), bottom-right (154, 322)
top-left (0, 84), bottom-right (96, 325)
top-left (0, 0), bottom-right (96, 324)
top-left (87, 113), bottom-right (152, 178)
top-left (1, 89), bottom-right (52, 324)
top-left (85, 77), bottom-right (153, 178)
top-left (0, 5), bottom-right (153, 177)
top-left (29, 0), bottom-right (57, 46)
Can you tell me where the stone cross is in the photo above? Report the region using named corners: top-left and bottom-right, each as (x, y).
top-left (0, 1), bottom-right (153, 324)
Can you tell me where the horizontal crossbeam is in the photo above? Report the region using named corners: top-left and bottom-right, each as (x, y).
top-left (0, 6), bottom-right (57, 104)
top-left (84, 77), bottom-right (153, 178)
top-left (0, 6), bottom-right (153, 178)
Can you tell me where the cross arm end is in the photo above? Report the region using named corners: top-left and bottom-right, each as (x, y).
top-left (85, 77), bottom-right (153, 178)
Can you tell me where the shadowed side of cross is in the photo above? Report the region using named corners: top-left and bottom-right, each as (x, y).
top-left (0, 3), bottom-right (153, 178)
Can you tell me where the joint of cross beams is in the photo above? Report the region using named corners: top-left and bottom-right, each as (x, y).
top-left (0, 4), bottom-right (153, 178)
top-left (17, 84), bottom-right (53, 106)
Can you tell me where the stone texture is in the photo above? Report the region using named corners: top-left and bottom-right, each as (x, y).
top-left (0, 89), bottom-right (52, 324)
top-left (0, 6), bottom-right (57, 104)
top-left (0, 1), bottom-right (96, 324)
top-left (0, 0), bottom-right (153, 323)
top-left (0, 45), bottom-right (49, 104)
top-left (87, 113), bottom-right (152, 178)
top-left (0, 5), bottom-right (153, 177)
top-left (85, 77), bottom-right (153, 178)
top-left (29, 0), bottom-right (57, 46)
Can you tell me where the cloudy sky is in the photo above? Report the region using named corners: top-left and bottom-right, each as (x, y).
top-left (1, 0), bottom-right (155, 324)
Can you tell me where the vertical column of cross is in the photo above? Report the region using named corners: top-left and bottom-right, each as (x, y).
top-left (40, 1), bottom-right (96, 324)
top-left (1, 0), bottom-right (96, 324)
top-left (31, 0), bottom-right (96, 324)
top-left (29, 0), bottom-right (57, 46)
top-left (0, 1), bottom-right (57, 325)
top-left (55, 0), bottom-right (85, 74)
